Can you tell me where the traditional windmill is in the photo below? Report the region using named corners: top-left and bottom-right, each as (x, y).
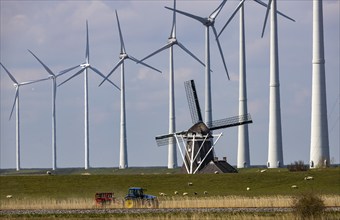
top-left (155, 80), bottom-right (253, 174)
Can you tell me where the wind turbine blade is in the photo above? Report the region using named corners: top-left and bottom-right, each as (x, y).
top-left (0, 63), bottom-right (18, 84)
top-left (210, 0), bottom-right (227, 19)
top-left (28, 49), bottom-right (55, 77)
top-left (261, 0), bottom-right (272, 38)
top-left (254, 0), bottom-right (295, 22)
top-left (99, 58), bottom-right (124, 87)
top-left (20, 76), bottom-right (50, 86)
top-left (212, 26), bottom-right (230, 80)
top-left (115, 10), bottom-right (126, 54)
top-left (129, 56), bottom-right (162, 73)
top-left (177, 41), bottom-right (205, 67)
top-left (89, 66), bottom-right (120, 91)
top-left (170, 0), bottom-right (177, 38)
top-left (165, 7), bottom-right (206, 25)
top-left (139, 43), bottom-right (172, 63)
top-left (85, 20), bottom-right (90, 62)
top-left (218, 0), bottom-right (246, 38)
top-left (58, 68), bottom-right (85, 87)
top-left (9, 88), bottom-right (18, 120)
top-left (58, 65), bottom-right (79, 77)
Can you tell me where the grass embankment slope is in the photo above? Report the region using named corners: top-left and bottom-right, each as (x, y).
top-left (0, 167), bottom-right (339, 200)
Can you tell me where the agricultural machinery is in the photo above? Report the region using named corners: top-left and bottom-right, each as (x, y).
top-left (124, 187), bottom-right (159, 208)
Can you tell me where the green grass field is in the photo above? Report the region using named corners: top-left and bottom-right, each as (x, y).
top-left (1, 167), bottom-right (339, 200)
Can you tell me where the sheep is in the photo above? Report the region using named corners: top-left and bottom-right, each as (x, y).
top-left (204, 191), bottom-right (208, 195)
top-left (174, 191), bottom-right (178, 195)
top-left (246, 187), bottom-right (251, 191)
top-left (6, 195), bottom-right (12, 199)
top-left (188, 182), bottom-right (193, 186)
top-left (304, 176), bottom-right (314, 180)
top-left (159, 192), bottom-right (167, 196)
top-left (291, 185), bottom-right (298, 189)
top-left (183, 192), bottom-right (188, 196)
top-left (260, 169), bottom-right (267, 173)
top-left (46, 171), bottom-right (52, 175)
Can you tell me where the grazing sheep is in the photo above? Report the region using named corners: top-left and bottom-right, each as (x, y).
top-left (6, 195), bottom-right (12, 199)
top-left (246, 187), bottom-right (251, 191)
top-left (174, 191), bottom-right (178, 195)
top-left (204, 191), bottom-right (208, 195)
top-left (260, 169), bottom-right (267, 173)
top-left (304, 176), bottom-right (314, 180)
top-left (214, 171), bottom-right (219, 174)
top-left (194, 192), bottom-right (198, 195)
top-left (291, 185), bottom-right (298, 189)
top-left (188, 182), bottom-right (193, 186)
top-left (159, 192), bottom-right (166, 196)
top-left (46, 171), bottom-right (52, 175)
top-left (183, 192), bottom-right (188, 196)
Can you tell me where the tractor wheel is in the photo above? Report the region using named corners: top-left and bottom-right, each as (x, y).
top-left (144, 200), bottom-right (153, 208)
top-left (145, 199), bottom-right (159, 208)
top-left (124, 199), bottom-right (134, 208)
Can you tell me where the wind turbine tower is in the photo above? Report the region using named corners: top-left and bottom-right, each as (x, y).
top-left (140, 0), bottom-right (205, 169)
top-left (218, 0), bottom-right (249, 168)
top-left (310, 0), bottom-right (330, 168)
top-left (261, 0), bottom-right (294, 168)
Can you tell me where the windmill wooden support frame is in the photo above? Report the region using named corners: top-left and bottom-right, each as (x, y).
top-left (174, 132), bottom-right (222, 174)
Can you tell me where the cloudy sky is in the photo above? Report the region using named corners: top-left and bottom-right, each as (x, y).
top-left (1, 0), bottom-right (339, 169)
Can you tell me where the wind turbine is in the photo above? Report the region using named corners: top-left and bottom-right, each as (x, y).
top-left (139, 0), bottom-right (205, 169)
top-left (28, 49), bottom-right (67, 170)
top-left (58, 20), bottom-right (120, 170)
top-left (99, 10), bottom-right (161, 169)
top-left (261, 0), bottom-right (295, 168)
top-left (0, 63), bottom-right (50, 170)
top-left (217, 0), bottom-right (295, 168)
top-left (310, 0), bottom-right (330, 168)
top-left (165, 0), bottom-right (230, 127)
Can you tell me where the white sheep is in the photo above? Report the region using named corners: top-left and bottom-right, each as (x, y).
top-left (304, 176), bottom-right (314, 180)
top-left (159, 192), bottom-right (166, 196)
top-left (6, 195), bottom-right (12, 199)
top-left (183, 192), bottom-right (188, 196)
top-left (260, 169), bottom-right (267, 173)
top-left (174, 191), bottom-right (178, 195)
top-left (246, 187), bottom-right (251, 191)
top-left (188, 182), bottom-right (193, 186)
top-left (204, 191), bottom-right (208, 195)
top-left (291, 185), bottom-right (298, 189)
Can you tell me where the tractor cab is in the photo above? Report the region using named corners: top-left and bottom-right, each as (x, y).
top-left (126, 187), bottom-right (145, 198)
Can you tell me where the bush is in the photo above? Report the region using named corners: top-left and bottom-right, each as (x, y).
top-left (287, 161), bottom-right (309, 172)
top-left (292, 192), bottom-right (325, 219)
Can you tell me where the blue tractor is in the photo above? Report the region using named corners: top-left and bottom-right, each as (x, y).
top-left (124, 187), bottom-right (159, 208)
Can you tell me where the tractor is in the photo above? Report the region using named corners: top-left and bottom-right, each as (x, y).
top-left (124, 187), bottom-right (159, 208)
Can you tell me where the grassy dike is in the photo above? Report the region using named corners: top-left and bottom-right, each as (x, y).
top-left (0, 167), bottom-right (339, 219)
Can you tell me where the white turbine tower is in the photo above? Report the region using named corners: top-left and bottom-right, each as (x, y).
top-left (58, 21), bottom-right (120, 170)
top-left (218, 0), bottom-right (294, 168)
top-left (99, 10), bottom-right (161, 169)
top-left (28, 50), bottom-right (71, 170)
top-left (0, 63), bottom-right (49, 170)
top-left (261, 0), bottom-right (295, 168)
top-left (139, 0), bottom-right (205, 169)
top-left (310, 0), bottom-right (330, 168)
top-left (165, 0), bottom-right (230, 126)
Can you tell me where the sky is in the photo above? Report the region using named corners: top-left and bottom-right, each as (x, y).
top-left (0, 0), bottom-right (339, 169)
